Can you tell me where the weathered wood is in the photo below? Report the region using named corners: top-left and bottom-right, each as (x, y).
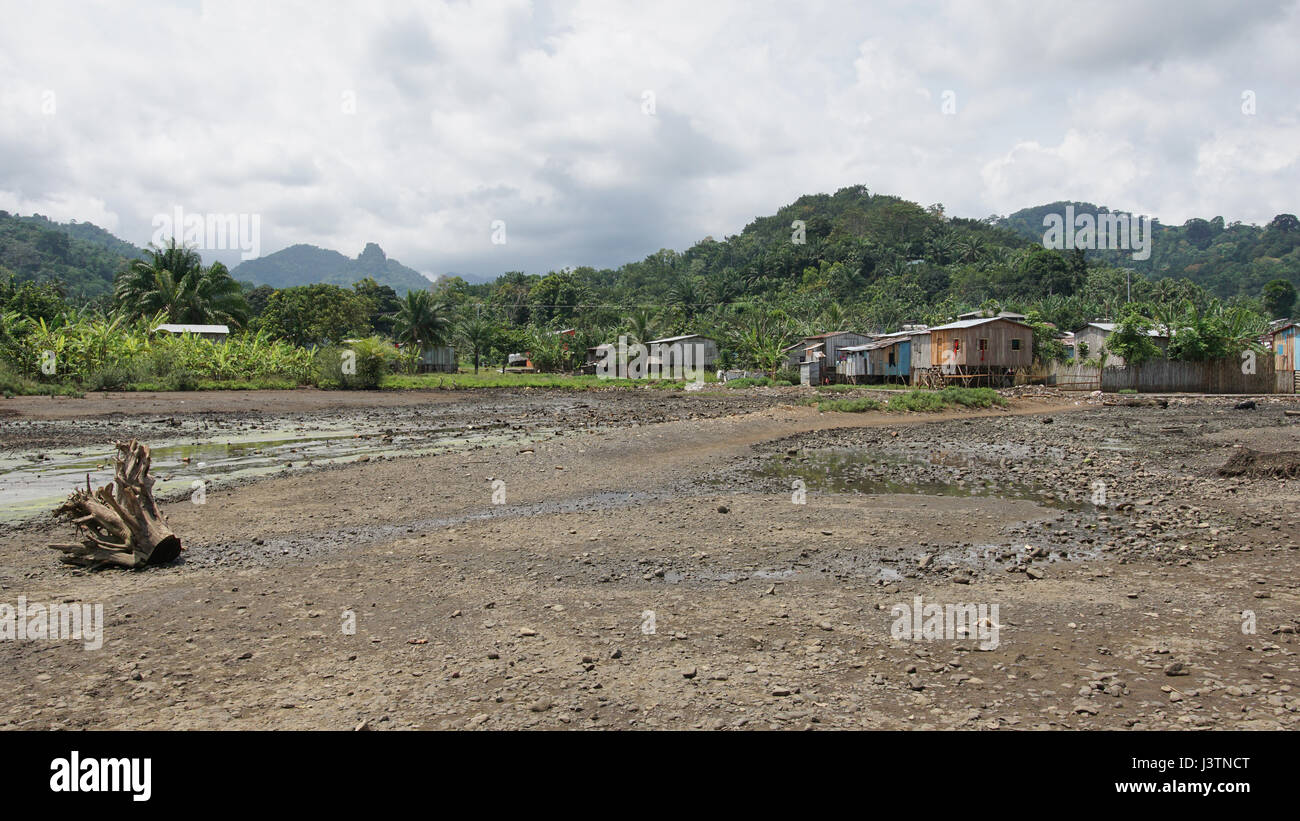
top-left (48, 440), bottom-right (182, 569)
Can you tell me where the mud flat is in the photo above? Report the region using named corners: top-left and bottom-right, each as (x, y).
top-left (0, 389), bottom-right (1296, 730)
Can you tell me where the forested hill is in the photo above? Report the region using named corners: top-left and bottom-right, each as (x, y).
top-left (1000, 201), bottom-right (1300, 299)
top-left (4, 187), bottom-right (1297, 317)
top-left (0, 211), bottom-right (144, 301)
top-left (229, 242), bottom-right (432, 294)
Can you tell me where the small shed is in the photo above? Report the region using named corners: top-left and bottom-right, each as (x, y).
top-left (1073, 321), bottom-right (1169, 367)
top-left (418, 345), bottom-right (456, 373)
top-left (154, 323), bottom-right (230, 342)
top-left (646, 334), bottom-right (719, 372)
top-left (796, 331), bottom-right (873, 383)
top-left (803, 332), bottom-right (872, 365)
top-left (836, 344), bottom-right (871, 382)
top-left (800, 358), bottom-right (821, 386)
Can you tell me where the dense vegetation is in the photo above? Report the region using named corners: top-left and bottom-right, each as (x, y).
top-left (0, 212), bottom-right (142, 303)
top-left (0, 185), bottom-right (1290, 392)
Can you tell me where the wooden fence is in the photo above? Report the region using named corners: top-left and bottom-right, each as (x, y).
top-left (1042, 356), bottom-right (1287, 394)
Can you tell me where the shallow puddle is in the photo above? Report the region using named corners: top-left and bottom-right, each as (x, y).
top-left (0, 422), bottom-right (556, 523)
top-left (746, 447), bottom-right (1081, 508)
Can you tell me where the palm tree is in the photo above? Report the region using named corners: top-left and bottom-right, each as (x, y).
top-left (456, 312), bottom-right (497, 373)
top-left (669, 276), bottom-right (702, 319)
top-left (114, 239), bottom-right (248, 326)
top-left (956, 235), bottom-right (988, 264)
top-left (395, 290), bottom-right (452, 350)
top-left (819, 302), bottom-right (846, 332)
top-left (624, 308), bottom-right (660, 344)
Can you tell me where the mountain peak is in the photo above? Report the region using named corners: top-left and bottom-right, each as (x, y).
top-left (358, 242), bottom-right (386, 263)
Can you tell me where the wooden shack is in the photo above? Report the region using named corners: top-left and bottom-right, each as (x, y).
top-left (646, 334), bottom-right (719, 373)
top-left (1273, 322), bottom-right (1299, 372)
top-left (795, 332), bottom-right (873, 384)
top-left (927, 317), bottom-right (1032, 386)
top-left (866, 336), bottom-right (910, 383)
top-left (836, 344), bottom-right (871, 383)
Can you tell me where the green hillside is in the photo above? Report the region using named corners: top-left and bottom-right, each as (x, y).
top-left (230, 242), bottom-right (432, 294)
top-left (1000, 202), bottom-right (1300, 299)
top-left (0, 211), bottom-right (143, 302)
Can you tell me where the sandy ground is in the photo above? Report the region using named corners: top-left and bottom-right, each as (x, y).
top-left (0, 388), bottom-right (1297, 730)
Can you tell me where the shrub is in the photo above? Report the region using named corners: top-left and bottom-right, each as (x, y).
top-left (315, 337), bottom-right (395, 389)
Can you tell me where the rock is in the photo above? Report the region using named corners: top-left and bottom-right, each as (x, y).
top-left (1026, 567), bottom-right (1046, 580)
top-left (1164, 662), bottom-right (1189, 676)
top-left (717, 504), bottom-right (730, 514)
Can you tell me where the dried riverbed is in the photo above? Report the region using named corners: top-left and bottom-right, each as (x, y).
top-left (0, 388), bottom-right (1297, 730)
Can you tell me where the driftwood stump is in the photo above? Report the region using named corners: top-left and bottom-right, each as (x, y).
top-left (48, 440), bottom-right (182, 568)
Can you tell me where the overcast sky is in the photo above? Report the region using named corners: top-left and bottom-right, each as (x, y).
top-left (2, 0), bottom-right (1298, 280)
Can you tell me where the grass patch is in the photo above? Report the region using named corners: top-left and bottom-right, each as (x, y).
top-left (1117, 388), bottom-right (1138, 395)
top-left (815, 387), bottom-right (1006, 413)
top-left (887, 387), bottom-right (1006, 412)
top-left (816, 397), bottom-right (884, 412)
top-left (725, 376), bottom-right (795, 388)
top-left (381, 371), bottom-right (706, 391)
top-left (114, 378), bottom-right (302, 392)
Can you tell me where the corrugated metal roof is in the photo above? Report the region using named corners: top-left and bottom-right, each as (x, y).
top-left (154, 324), bottom-right (230, 334)
top-left (930, 316), bottom-right (1031, 331)
top-left (1084, 322), bottom-right (1166, 337)
top-left (802, 331), bottom-right (862, 339)
top-left (647, 334), bottom-right (714, 344)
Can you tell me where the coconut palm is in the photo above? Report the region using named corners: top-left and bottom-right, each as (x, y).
top-left (456, 312), bottom-right (497, 373)
top-left (624, 308), bottom-right (660, 344)
top-left (114, 239), bottom-right (248, 326)
top-left (395, 290), bottom-right (453, 350)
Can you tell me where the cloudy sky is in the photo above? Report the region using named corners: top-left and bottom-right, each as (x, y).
top-left (2, 0), bottom-right (1298, 280)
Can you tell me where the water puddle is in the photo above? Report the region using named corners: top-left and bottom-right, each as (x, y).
top-left (745, 447), bottom-right (1082, 508)
top-left (0, 423), bottom-right (558, 524)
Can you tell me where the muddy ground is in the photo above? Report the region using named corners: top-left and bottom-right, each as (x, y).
top-left (0, 387), bottom-right (1297, 730)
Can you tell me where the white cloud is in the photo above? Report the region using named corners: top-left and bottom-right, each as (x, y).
top-left (1, 0), bottom-right (1297, 278)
